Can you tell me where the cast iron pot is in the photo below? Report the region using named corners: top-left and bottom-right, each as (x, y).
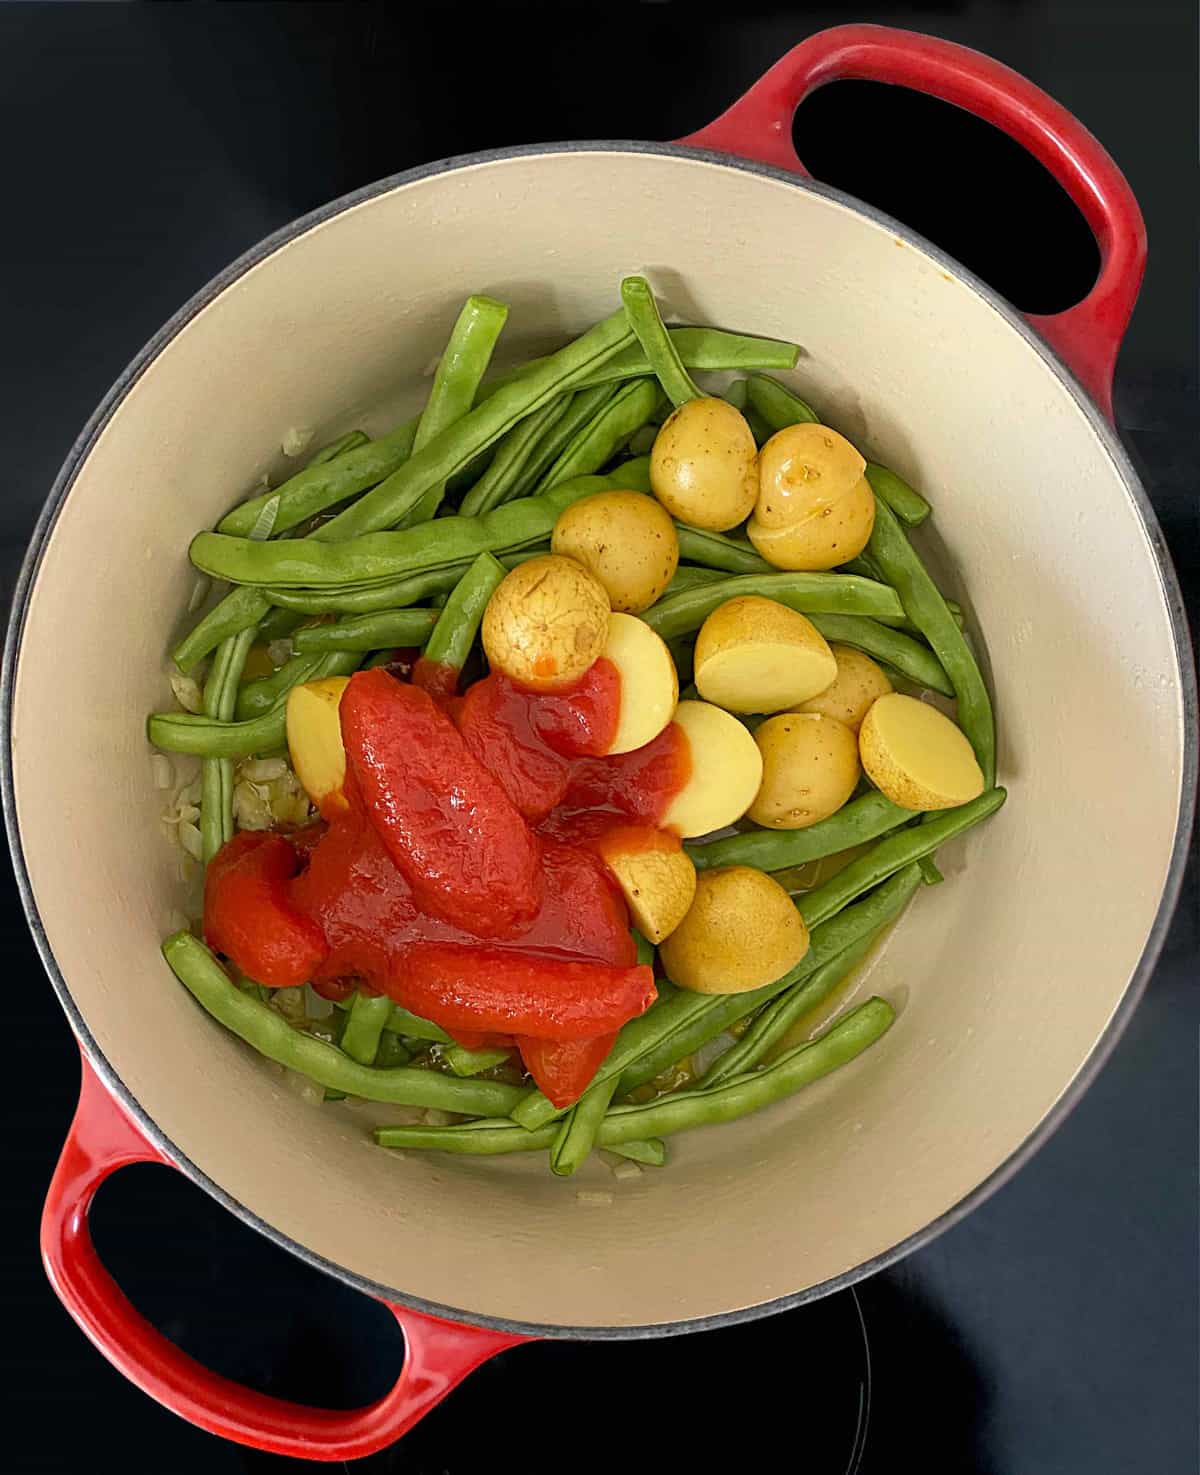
top-left (5, 25), bottom-right (1194, 1461)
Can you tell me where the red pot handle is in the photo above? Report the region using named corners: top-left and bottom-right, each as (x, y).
top-left (42, 1050), bottom-right (529, 1460)
top-left (676, 23), bottom-right (1146, 421)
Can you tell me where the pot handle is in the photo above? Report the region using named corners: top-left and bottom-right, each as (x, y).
top-left (41, 1050), bottom-right (528, 1460)
top-left (676, 23), bottom-right (1146, 420)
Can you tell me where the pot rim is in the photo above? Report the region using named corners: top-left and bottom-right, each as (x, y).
top-left (5, 139), bottom-right (1196, 1341)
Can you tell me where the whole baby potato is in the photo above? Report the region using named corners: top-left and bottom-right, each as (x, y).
top-left (650, 397), bottom-right (758, 531)
top-left (659, 865), bottom-right (810, 994)
top-left (793, 644), bottom-right (893, 732)
top-left (747, 474), bottom-right (876, 571)
top-left (748, 712), bottom-right (861, 829)
top-left (694, 595), bottom-right (837, 713)
top-left (551, 490), bottom-right (679, 613)
top-left (482, 554), bottom-right (610, 691)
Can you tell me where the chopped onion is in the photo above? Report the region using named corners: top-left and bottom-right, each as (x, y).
top-left (692, 1031), bottom-right (736, 1078)
top-left (282, 1068), bottom-right (324, 1105)
top-left (186, 575), bottom-right (211, 613)
top-left (152, 754), bottom-right (174, 790)
top-left (240, 757), bottom-right (288, 783)
top-left (169, 672), bottom-right (204, 715)
top-left (576, 1190), bottom-right (614, 1206)
top-left (178, 821), bottom-right (203, 860)
top-left (422, 1108), bottom-right (455, 1127)
top-left (281, 427), bottom-right (314, 458)
top-left (611, 1160), bottom-right (642, 1182)
top-left (266, 638), bottom-right (293, 668)
top-left (302, 984), bottom-right (334, 1020)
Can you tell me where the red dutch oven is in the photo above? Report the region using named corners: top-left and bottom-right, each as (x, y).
top-left (6, 25), bottom-right (1194, 1460)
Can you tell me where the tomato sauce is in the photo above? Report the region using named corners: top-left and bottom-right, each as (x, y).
top-left (205, 662), bottom-right (691, 1105)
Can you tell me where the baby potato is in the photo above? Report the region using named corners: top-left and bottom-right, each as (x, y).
top-left (286, 676), bottom-right (350, 814)
top-left (694, 596), bottom-right (837, 713)
top-left (755, 423), bottom-right (867, 529)
top-left (650, 397), bottom-right (758, 531)
top-left (794, 644), bottom-right (893, 732)
top-left (660, 865), bottom-right (810, 994)
top-left (859, 692), bottom-right (985, 810)
top-left (747, 473), bottom-right (875, 571)
top-left (748, 712), bottom-right (861, 829)
top-left (595, 825), bottom-right (697, 944)
top-left (482, 554), bottom-right (610, 691)
top-left (661, 700), bottom-right (763, 839)
top-left (551, 490), bottom-right (679, 614)
top-left (603, 612), bottom-right (678, 754)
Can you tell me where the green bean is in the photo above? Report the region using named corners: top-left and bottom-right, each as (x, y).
top-left (864, 463), bottom-right (930, 527)
top-left (917, 855), bottom-right (945, 885)
top-left (376, 999), bottom-right (894, 1153)
top-left (508, 385), bottom-right (617, 501)
top-left (420, 552), bottom-right (506, 679)
top-left (673, 526), bottom-right (772, 575)
top-left (662, 566), bottom-right (726, 598)
top-left (700, 866), bottom-right (920, 1086)
top-left (220, 419), bottom-right (420, 539)
top-left (321, 310), bottom-right (633, 541)
top-left (640, 571), bottom-right (904, 640)
top-left (235, 648), bottom-right (360, 719)
top-left (375, 1032), bottom-right (412, 1069)
top-left (478, 327), bottom-right (801, 401)
top-left (306, 429), bottom-right (370, 467)
top-left (607, 455), bottom-right (652, 492)
top-left (800, 789), bottom-right (1005, 929)
top-left (150, 651), bottom-right (361, 757)
top-left (511, 872), bottom-right (924, 1130)
top-left (458, 397), bottom-right (570, 516)
top-left (331, 995), bottom-right (454, 1043)
top-left (443, 1044), bottom-right (511, 1076)
top-left (687, 791), bottom-right (915, 872)
top-left (256, 606), bottom-right (304, 643)
top-left (534, 378), bottom-right (661, 493)
top-left (745, 373), bottom-right (819, 431)
top-left (866, 496), bottom-right (996, 786)
top-left (417, 296), bottom-right (510, 452)
top-left (550, 1073), bottom-right (620, 1177)
top-left (632, 931), bottom-right (656, 968)
top-left (191, 476), bottom-right (625, 591)
top-left (340, 991), bottom-right (392, 1066)
top-left (605, 1139), bottom-right (666, 1167)
top-left (292, 609), bottom-right (437, 656)
top-left (806, 614), bottom-right (954, 697)
top-left (173, 586), bottom-right (275, 674)
top-left (162, 932), bottom-right (526, 1115)
top-left (620, 277), bottom-right (701, 408)
top-left (198, 626), bottom-right (258, 862)
top-left (722, 379), bottom-right (749, 412)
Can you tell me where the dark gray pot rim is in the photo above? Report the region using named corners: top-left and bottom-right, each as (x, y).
top-left (4, 139), bottom-right (1196, 1342)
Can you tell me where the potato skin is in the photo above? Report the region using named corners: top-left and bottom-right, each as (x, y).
top-left (694, 595), bottom-right (837, 713)
top-left (659, 865), bottom-right (809, 993)
top-left (551, 491), bottom-right (679, 613)
top-left (747, 474), bottom-right (875, 571)
top-left (748, 712), bottom-right (861, 829)
top-left (597, 827), bottom-right (697, 944)
top-left (859, 692), bottom-right (985, 810)
top-left (793, 644), bottom-right (893, 732)
top-left (481, 555), bottom-right (611, 691)
top-left (756, 423), bottom-right (867, 529)
top-left (650, 397), bottom-right (758, 532)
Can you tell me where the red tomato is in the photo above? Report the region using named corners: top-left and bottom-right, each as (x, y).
top-left (517, 1034), bottom-right (617, 1109)
top-left (204, 832), bottom-right (327, 989)
top-left (457, 672), bottom-right (571, 823)
top-left (528, 658), bottom-right (621, 758)
top-left (340, 669), bottom-right (543, 939)
top-left (394, 945), bottom-right (655, 1041)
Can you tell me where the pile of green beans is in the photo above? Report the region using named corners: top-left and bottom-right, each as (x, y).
top-left (150, 282), bottom-right (1003, 1178)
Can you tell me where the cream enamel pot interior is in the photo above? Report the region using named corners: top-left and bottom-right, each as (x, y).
top-left (6, 26), bottom-right (1195, 1462)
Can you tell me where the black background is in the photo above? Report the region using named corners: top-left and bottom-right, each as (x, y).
top-left (1, 3), bottom-right (1196, 1472)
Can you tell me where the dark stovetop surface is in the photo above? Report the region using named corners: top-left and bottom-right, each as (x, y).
top-left (1, 5), bottom-right (1195, 1473)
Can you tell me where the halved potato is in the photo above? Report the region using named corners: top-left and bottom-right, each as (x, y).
top-left (661, 700), bottom-right (763, 838)
top-left (793, 644), bottom-right (893, 732)
top-left (650, 397), bottom-right (758, 531)
top-left (659, 865), bottom-right (809, 993)
top-left (859, 692), bottom-right (985, 810)
top-left (755, 423), bottom-right (866, 529)
top-left (694, 595), bottom-right (837, 713)
top-left (747, 474), bottom-right (875, 571)
top-left (482, 554), bottom-right (610, 691)
top-left (604, 612), bottom-right (678, 755)
top-left (551, 490), bottom-right (679, 613)
top-left (595, 825), bottom-right (697, 944)
top-left (286, 676), bottom-right (350, 814)
top-left (748, 712), bottom-right (861, 829)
